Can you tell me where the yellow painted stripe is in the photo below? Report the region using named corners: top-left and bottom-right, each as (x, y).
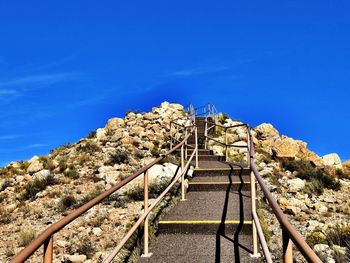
top-left (189, 181), bottom-right (250, 185)
top-left (159, 220), bottom-right (252, 225)
top-left (194, 168), bottom-right (233, 171)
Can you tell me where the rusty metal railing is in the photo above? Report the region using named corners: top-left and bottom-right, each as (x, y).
top-left (247, 127), bottom-right (322, 263)
top-left (11, 116), bottom-right (198, 262)
top-left (202, 106), bottom-right (321, 262)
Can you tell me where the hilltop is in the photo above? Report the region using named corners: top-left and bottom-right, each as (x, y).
top-left (0, 102), bottom-right (349, 262)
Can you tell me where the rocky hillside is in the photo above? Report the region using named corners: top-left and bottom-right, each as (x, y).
top-left (0, 102), bottom-right (186, 262)
top-left (207, 117), bottom-right (350, 262)
top-left (0, 103), bottom-right (349, 262)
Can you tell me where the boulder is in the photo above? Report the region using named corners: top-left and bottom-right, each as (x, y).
top-left (322, 153), bottom-right (343, 170)
top-left (105, 117), bottom-right (125, 131)
top-left (286, 178), bottom-right (305, 192)
top-left (27, 156), bottom-right (43, 174)
top-left (32, 169), bottom-right (51, 181)
top-left (254, 123), bottom-right (279, 140)
top-left (272, 137), bottom-right (300, 160)
top-left (95, 128), bottom-right (106, 141)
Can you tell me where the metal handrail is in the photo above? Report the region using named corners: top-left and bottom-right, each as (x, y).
top-left (247, 128), bottom-right (322, 263)
top-left (11, 119), bottom-right (198, 262)
top-left (202, 105), bottom-right (321, 262)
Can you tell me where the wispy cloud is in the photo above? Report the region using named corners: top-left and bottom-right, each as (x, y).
top-left (169, 66), bottom-right (229, 77)
top-left (0, 89), bottom-right (19, 95)
top-left (23, 143), bottom-right (48, 150)
top-left (0, 73), bottom-right (78, 88)
top-left (0, 134), bottom-right (25, 140)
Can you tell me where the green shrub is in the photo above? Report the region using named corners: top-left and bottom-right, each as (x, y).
top-left (39, 156), bottom-right (55, 170)
top-left (18, 228), bottom-right (36, 247)
top-left (108, 149), bottom-right (129, 165)
top-left (134, 150), bottom-right (144, 159)
top-left (282, 159), bottom-right (341, 193)
top-left (58, 195), bottom-right (77, 211)
top-left (21, 175), bottom-right (57, 200)
top-left (79, 187), bottom-right (103, 206)
top-left (306, 232), bottom-right (327, 247)
top-left (64, 168), bottom-right (79, 179)
top-left (0, 207), bottom-right (11, 224)
top-left (87, 130), bottom-right (97, 139)
top-left (1, 179), bottom-right (12, 192)
top-left (306, 178), bottom-right (325, 195)
top-left (77, 238), bottom-right (96, 259)
top-left (76, 142), bottom-right (100, 154)
top-left (325, 225), bottom-right (350, 247)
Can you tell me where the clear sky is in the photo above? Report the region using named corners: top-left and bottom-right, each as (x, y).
top-left (0, 0), bottom-right (349, 166)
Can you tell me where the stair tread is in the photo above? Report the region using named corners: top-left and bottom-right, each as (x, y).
top-left (161, 191), bottom-right (252, 221)
top-left (190, 175), bottom-right (250, 183)
top-left (195, 160), bottom-right (248, 169)
top-left (138, 233), bottom-right (258, 263)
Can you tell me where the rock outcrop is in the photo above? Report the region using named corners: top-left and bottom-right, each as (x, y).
top-left (0, 102), bottom-right (187, 262)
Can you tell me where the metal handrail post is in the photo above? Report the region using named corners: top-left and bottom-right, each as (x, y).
top-left (142, 170), bottom-right (152, 257)
top-left (195, 127), bottom-right (199, 168)
top-left (283, 229), bottom-right (293, 263)
top-left (204, 119), bottom-right (208, 150)
top-left (185, 129), bottom-right (188, 160)
top-left (250, 169), bottom-right (259, 258)
top-left (225, 129), bottom-right (228, 161)
top-left (181, 145), bottom-right (186, 201)
top-left (43, 236), bottom-right (53, 263)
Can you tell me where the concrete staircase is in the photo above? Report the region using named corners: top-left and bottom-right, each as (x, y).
top-left (138, 117), bottom-right (258, 263)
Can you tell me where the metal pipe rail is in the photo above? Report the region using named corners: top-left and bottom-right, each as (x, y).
top-left (202, 106), bottom-right (321, 262)
top-left (11, 125), bottom-right (198, 262)
top-left (247, 128), bottom-right (322, 263)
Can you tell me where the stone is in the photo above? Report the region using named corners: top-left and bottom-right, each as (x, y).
top-left (315, 203), bottom-right (328, 213)
top-left (313, 244), bottom-right (335, 263)
top-left (323, 153), bottom-right (343, 170)
top-left (105, 117), bottom-right (125, 130)
top-left (27, 156), bottom-right (43, 174)
top-left (212, 145), bottom-right (224, 156)
top-left (92, 227), bottom-right (102, 236)
top-left (148, 164), bottom-right (164, 182)
top-left (63, 255), bottom-right (87, 263)
top-left (105, 171), bottom-right (119, 185)
top-left (143, 141), bottom-right (155, 150)
top-left (129, 126), bottom-right (145, 137)
top-left (272, 137), bottom-right (300, 160)
top-left (284, 206), bottom-right (301, 216)
top-left (95, 128), bottom-right (106, 140)
top-left (254, 123), bottom-right (279, 140)
top-left (32, 169), bottom-right (51, 181)
top-left (15, 175), bottom-right (24, 183)
top-left (286, 178), bottom-right (305, 192)
top-left (56, 240), bottom-right (68, 247)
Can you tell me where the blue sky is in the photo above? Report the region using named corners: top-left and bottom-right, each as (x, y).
top-left (0, 0), bottom-right (349, 166)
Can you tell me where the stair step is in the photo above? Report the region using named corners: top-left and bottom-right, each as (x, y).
top-left (188, 181), bottom-right (251, 191)
top-left (197, 155), bottom-right (226, 161)
top-left (194, 166), bottom-right (251, 177)
top-left (175, 149), bottom-right (212, 156)
top-left (158, 220), bottom-right (252, 234)
top-left (138, 233), bottom-right (258, 263)
top-left (160, 191), bottom-right (252, 222)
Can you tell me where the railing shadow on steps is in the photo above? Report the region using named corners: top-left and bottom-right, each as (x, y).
top-left (215, 162), bottom-right (251, 263)
top-left (11, 114), bottom-right (199, 263)
top-left (200, 103), bottom-right (322, 263)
